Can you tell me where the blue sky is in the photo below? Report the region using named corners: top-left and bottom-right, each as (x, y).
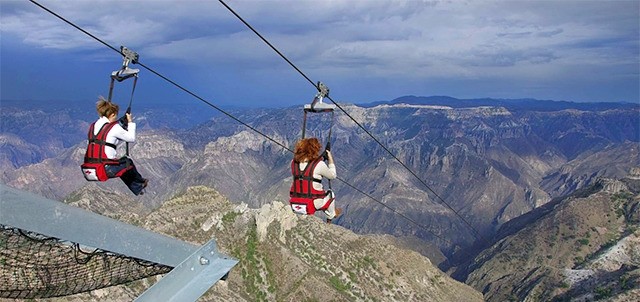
top-left (1, 0), bottom-right (639, 109)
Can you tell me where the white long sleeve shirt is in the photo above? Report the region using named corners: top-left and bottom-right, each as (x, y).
top-left (93, 116), bottom-right (136, 159)
top-left (298, 161), bottom-right (336, 191)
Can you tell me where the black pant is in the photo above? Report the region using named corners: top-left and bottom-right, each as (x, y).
top-left (105, 157), bottom-right (147, 195)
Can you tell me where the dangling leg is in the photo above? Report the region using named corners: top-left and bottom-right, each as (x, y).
top-left (116, 158), bottom-right (148, 196)
top-left (314, 190), bottom-right (341, 223)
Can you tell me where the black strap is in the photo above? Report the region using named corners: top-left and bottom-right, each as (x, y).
top-left (107, 77), bottom-right (115, 102)
top-left (292, 175), bottom-right (322, 183)
top-left (290, 192), bottom-right (327, 199)
top-left (88, 138), bottom-right (116, 150)
top-left (124, 75), bottom-right (137, 157)
top-left (107, 68), bottom-right (138, 157)
top-left (83, 157), bottom-right (119, 165)
top-left (326, 111), bottom-right (334, 191)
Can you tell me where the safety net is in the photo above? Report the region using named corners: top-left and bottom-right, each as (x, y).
top-left (0, 224), bottom-right (172, 299)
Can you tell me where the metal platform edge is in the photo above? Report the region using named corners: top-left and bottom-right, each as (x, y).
top-left (135, 238), bottom-right (238, 302)
top-left (1, 183), bottom-right (239, 302)
top-left (1, 183), bottom-right (195, 267)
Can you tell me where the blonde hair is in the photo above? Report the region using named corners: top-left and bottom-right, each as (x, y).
top-left (96, 96), bottom-right (119, 118)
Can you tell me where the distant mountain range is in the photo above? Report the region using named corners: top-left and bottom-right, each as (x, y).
top-left (368, 95), bottom-right (640, 111)
top-left (1, 96), bottom-right (638, 300)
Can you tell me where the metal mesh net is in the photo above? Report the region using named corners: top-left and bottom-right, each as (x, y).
top-left (0, 224), bottom-right (172, 299)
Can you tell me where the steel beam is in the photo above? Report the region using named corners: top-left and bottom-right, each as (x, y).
top-left (0, 183), bottom-right (195, 267)
top-left (135, 239), bottom-right (238, 302)
top-left (1, 184), bottom-right (238, 301)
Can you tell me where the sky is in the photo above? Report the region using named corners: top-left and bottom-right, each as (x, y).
top-left (1, 0), bottom-right (639, 109)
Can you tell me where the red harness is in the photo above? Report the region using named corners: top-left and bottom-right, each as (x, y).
top-left (289, 158), bottom-right (333, 215)
top-left (80, 122), bottom-right (130, 181)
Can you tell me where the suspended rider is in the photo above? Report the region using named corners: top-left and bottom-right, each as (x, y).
top-left (289, 137), bottom-right (342, 223)
top-left (80, 46), bottom-right (148, 195)
top-left (81, 97), bottom-right (148, 195)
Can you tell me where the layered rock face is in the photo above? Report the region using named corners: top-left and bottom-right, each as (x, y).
top-left (2, 99), bottom-right (638, 263)
top-left (2, 98), bottom-right (638, 301)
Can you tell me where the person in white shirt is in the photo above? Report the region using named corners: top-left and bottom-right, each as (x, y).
top-left (90, 98), bottom-right (148, 195)
top-left (289, 137), bottom-right (342, 223)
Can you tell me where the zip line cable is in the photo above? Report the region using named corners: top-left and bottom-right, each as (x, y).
top-left (27, 0), bottom-right (482, 251)
top-left (26, 0), bottom-right (291, 155)
top-left (217, 0), bottom-right (489, 245)
top-left (336, 175), bottom-right (478, 262)
top-left (336, 175), bottom-right (444, 237)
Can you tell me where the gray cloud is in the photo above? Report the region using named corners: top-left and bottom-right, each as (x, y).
top-left (1, 0), bottom-right (638, 104)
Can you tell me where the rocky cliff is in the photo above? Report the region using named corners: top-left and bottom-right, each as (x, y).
top-left (461, 171), bottom-right (640, 301)
top-left (33, 185), bottom-right (483, 302)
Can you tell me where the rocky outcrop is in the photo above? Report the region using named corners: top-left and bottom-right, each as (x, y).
top-left (178, 188), bottom-right (482, 301)
top-left (137, 186), bottom-right (484, 302)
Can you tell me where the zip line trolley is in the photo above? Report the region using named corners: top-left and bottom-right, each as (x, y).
top-left (301, 81), bottom-right (336, 148)
top-left (300, 81), bottom-right (336, 191)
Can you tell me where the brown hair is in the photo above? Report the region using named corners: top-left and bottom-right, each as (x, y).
top-left (293, 138), bottom-right (321, 163)
top-left (96, 96), bottom-right (119, 118)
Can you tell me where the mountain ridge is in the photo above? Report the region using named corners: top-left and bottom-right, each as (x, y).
top-left (1, 95), bottom-right (638, 300)
top-left (364, 95), bottom-right (640, 111)
top-left (3, 98), bottom-right (637, 260)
